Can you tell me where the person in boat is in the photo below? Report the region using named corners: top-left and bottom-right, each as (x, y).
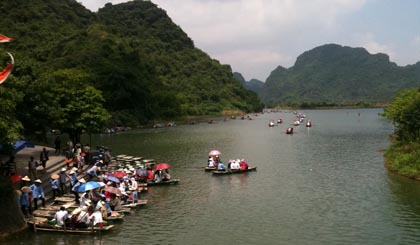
top-left (30, 179), bottom-right (45, 210)
top-left (88, 205), bottom-right (103, 227)
top-left (109, 193), bottom-right (123, 211)
top-left (153, 170), bottom-right (162, 183)
top-left (208, 156), bottom-right (215, 168)
top-left (162, 169), bottom-right (171, 181)
top-left (71, 207), bottom-right (87, 229)
top-left (88, 188), bottom-right (102, 206)
top-left (217, 162), bottom-right (226, 171)
top-left (129, 177), bottom-right (138, 203)
top-left (231, 159), bottom-right (240, 171)
top-left (240, 159), bottom-right (249, 170)
top-left (52, 206), bottom-right (69, 227)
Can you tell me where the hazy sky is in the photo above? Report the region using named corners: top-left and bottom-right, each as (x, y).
top-left (79, 0), bottom-right (420, 81)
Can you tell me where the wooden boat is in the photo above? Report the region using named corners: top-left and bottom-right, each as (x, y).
top-left (27, 217), bottom-right (115, 234)
top-left (122, 199), bottom-right (148, 208)
top-left (212, 166), bottom-right (257, 175)
top-left (204, 166), bottom-right (217, 172)
top-left (33, 209), bottom-right (125, 222)
top-left (146, 179), bottom-right (180, 186)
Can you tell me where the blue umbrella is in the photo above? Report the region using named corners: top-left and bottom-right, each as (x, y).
top-left (107, 175), bottom-right (120, 183)
top-left (78, 181), bottom-right (103, 192)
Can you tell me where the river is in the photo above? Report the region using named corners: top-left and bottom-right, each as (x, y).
top-left (8, 108), bottom-right (420, 245)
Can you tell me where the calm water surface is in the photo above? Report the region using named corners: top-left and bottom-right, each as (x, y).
top-left (8, 108), bottom-right (420, 244)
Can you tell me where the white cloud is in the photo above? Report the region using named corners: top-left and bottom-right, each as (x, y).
top-left (355, 32), bottom-right (395, 58)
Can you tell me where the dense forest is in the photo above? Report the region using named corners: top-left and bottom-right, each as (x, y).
top-left (0, 0), bottom-right (263, 144)
top-left (253, 44), bottom-right (420, 107)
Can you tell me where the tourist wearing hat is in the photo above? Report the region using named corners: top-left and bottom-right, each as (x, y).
top-left (50, 174), bottom-right (60, 199)
top-left (27, 156), bottom-right (38, 181)
top-left (72, 177), bottom-right (86, 204)
top-left (19, 176), bottom-right (31, 189)
top-left (19, 186), bottom-right (31, 217)
top-left (69, 168), bottom-right (78, 189)
top-left (58, 167), bottom-right (69, 195)
top-left (30, 179), bottom-right (45, 210)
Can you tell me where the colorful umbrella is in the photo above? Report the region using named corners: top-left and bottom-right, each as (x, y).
top-left (112, 171), bottom-right (127, 178)
top-left (9, 174), bottom-right (22, 184)
top-left (78, 181), bottom-right (103, 192)
top-left (107, 175), bottom-right (120, 183)
top-left (208, 150), bottom-right (221, 156)
top-left (105, 186), bottom-right (122, 195)
top-left (153, 163), bottom-right (170, 171)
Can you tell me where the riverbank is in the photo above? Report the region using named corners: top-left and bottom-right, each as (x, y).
top-left (0, 146), bottom-right (66, 240)
top-left (384, 140), bottom-right (420, 180)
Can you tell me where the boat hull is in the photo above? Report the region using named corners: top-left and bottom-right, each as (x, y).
top-left (146, 179), bottom-right (180, 186)
top-left (212, 166), bottom-right (257, 175)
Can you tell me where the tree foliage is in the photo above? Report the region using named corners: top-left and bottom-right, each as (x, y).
top-left (383, 88), bottom-right (420, 142)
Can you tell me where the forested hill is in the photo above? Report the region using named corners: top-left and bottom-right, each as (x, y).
top-left (260, 44), bottom-right (420, 107)
top-left (0, 0), bottom-right (263, 128)
top-left (233, 72), bottom-right (264, 94)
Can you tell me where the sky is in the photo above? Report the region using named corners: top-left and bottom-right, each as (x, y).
top-left (78, 0), bottom-right (420, 81)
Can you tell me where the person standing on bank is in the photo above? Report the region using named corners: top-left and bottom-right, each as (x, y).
top-left (28, 156), bottom-right (37, 181)
top-left (54, 136), bottom-right (61, 155)
top-left (39, 148), bottom-right (49, 173)
top-left (30, 179), bottom-right (45, 210)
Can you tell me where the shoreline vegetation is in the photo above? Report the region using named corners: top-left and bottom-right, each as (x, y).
top-left (382, 88), bottom-right (420, 181)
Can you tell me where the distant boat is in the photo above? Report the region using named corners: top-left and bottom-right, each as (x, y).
top-left (306, 120), bottom-right (312, 127)
top-left (212, 166), bottom-right (257, 175)
top-left (293, 120), bottom-right (300, 126)
top-left (286, 127), bottom-right (294, 134)
top-left (269, 121), bottom-right (275, 127)
top-left (277, 118), bottom-right (283, 124)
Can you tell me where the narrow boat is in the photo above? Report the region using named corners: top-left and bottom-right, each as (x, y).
top-left (146, 179), bottom-right (180, 186)
top-left (27, 217), bottom-right (115, 234)
top-left (204, 166), bottom-right (217, 172)
top-left (32, 209), bottom-right (125, 222)
top-left (122, 199), bottom-right (148, 208)
top-left (212, 166), bottom-right (257, 175)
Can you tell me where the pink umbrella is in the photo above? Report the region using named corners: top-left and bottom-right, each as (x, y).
top-left (208, 150), bottom-right (221, 156)
top-left (154, 163), bottom-right (170, 171)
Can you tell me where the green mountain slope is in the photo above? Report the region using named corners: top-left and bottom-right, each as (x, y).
top-left (233, 72), bottom-right (264, 94)
top-left (0, 0), bottom-right (263, 126)
top-left (261, 44), bottom-right (420, 107)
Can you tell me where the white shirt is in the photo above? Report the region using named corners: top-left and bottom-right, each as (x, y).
top-left (88, 211), bottom-right (103, 226)
top-left (54, 210), bottom-right (68, 226)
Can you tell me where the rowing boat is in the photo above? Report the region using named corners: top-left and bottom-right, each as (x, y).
top-left (27, 217), bottom-right (115, 234)
top-left (204, 166), bottom-right (217, 172)
top-left (211, 166), bottom-right (257, 175)
top-left (146, 179), bottom-right (180, 186)
top-left (122, 199), bottom-right (148, 208)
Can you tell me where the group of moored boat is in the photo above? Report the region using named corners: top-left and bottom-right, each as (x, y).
top-left (26, 154), bottom-right (179, 234)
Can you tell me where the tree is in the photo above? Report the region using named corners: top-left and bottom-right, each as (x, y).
top-left (383, 88), bottom-right (420, 142)
top-left (0, 83), bottom-right (23, 154)
top-left (28, 69), bottom-right (110, 144)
